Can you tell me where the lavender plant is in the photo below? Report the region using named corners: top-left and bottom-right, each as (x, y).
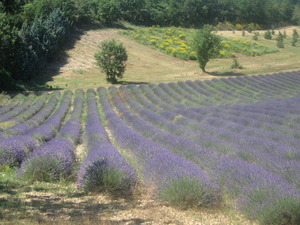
top-left (78, 89), bottom-right (137, 195)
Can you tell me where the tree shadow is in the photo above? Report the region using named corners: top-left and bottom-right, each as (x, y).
top-left (0, 176), bottom-right (152, 224)
top-left (116, 81), bottom-right (150, 86)
top-left (206, 71), bottom-right (246, 77)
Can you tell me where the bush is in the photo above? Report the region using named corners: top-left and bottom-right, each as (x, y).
top-left (292, 29), bottom-right (299, 46)
top-left (231, 59), bottom-right (244, 69)
top-left (276, 32), bottom-right (284, 48)
top-left (252, 32), bottom-right (259, 41)
top-left (95, 39), bottom-right (128, 83)
top-left (264, 31), bottom-right (272, 40)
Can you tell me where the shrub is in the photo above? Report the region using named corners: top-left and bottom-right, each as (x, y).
top-left (264, 30), bottom-right (272, 40)
top-left (292, 29), bottom-right (299, 46)
top-left (252, 32), bottom-right (259, 41)
top-left (276, 32), bottom-right (284, 48)
top-left (231, 59), bottom-right (244, 69)
top-left (95, 39), bottom-right (128, 83)
top-left (283, 30), bottom-right (287, 39)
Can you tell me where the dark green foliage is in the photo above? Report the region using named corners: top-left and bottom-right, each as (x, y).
top-left (242, 189), bottom-right (300, 225)
top-left (292, 29), bottom-right (299, 46)
top-left (83, 163), bottom-right (132, 195)
top-left (159, 178), bottom-right (216, 209)
top-left (18, 156), bottom-right (65, 182)
top-left (276, 32), bottom-right (285, 48)
top-left (19, 8), bottom-right (70, 80)
top-left (192, 25), bottom-right (221, 73)
top-left (0, 69), bottom-right (16, 91)
top-left (95, 0), bottom-right (121, 25)
top-left (0, 0), bottom-right (24, 14)
top-left (292, 4), bottom-right (300, 25)
top-left (264, 30), bottom-right (272, 40)
top-left (0, 13), bottom-right (23, 81)
top-left (22, 0), bottom-right (76, 24)
top-left (117, 0), bottom-right (148, 25)
top-left (95, 39), bottom-right (128, 84)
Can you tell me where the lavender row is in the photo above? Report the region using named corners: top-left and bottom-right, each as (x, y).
top-left (0, 94), bottom-right (25, 115)
top-left (57, 89), bottom-right (84, 143)
top-left (127, 85), bottom-right (300, 188)
top-left (126, 85), bottom-right (299, 165)
top-left (26, 90), bottom-right (73, 142)
top-left (0, 94), bottom-right (36, 123)
top-left (17, 138), bottom-right (76, 182)
top-left (0, 91), bottom-right (71, 166)
top-left (2, 91), bottom-right (61, 138)
top-left (16, 90), bottom-right (85, 182)
top-left (77, 89), bottom-right (137, 194)
top-left (103, 87), bottom-right (219, 208)
top-left (116, 85), bottom-right (300, 224)
top-left (3, 92), bottom-right (49, 126)
top-left (138, 83), bottom-right (300, 142)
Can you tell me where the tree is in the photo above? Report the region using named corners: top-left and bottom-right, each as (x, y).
top-left (95, 39), bottom-right (128, 84)
top-left (291, 29), bottom-right (299, 46)
top-left (276, 31), bottom-right (284, 48)
top-left (192, 25), bottom-right (221, 73)
top-left (264, 30), bottom-right (272, 39)
top-left (96, 0), bottom-right (121, 24)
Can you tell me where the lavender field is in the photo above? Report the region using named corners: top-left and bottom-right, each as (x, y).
top-left (1, 71), bottom-right (300, 224)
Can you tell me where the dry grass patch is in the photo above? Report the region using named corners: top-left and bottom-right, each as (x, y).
top-left (0, 168), bottom-right (257, 225)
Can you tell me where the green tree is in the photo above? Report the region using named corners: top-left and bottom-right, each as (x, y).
top-left (22, 0), bottom-right (76, 24)
top-left (19, 8), bottom-right (70, 79)
top-left (0, 12), bottom-right (23, 80)
top-left (264, 30), bottom-right (272, 39)
top-left (291, 29), bottom-right (299, 46)
top-left (192, 25), bottom-right (221, 73)
top-left (276, 31), bottom-right (284, 48)
top-left (96, 0), bottom-right (121, 24)
top-left (95, 39), bottom-right (128, 83)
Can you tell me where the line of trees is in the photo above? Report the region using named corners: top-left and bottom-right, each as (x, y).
top-left (1, 0), bottom-right (300, 90)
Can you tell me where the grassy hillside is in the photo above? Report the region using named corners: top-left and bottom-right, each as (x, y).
top-left (22, 24), bottom-right (300, 91)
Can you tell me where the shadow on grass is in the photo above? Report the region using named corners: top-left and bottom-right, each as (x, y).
top-left (207, 71), bottom-right (246, 77)
top-left (0, 174), bottom-right (151, 224)
top-left (116, 81), bottom-right (150, 85)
